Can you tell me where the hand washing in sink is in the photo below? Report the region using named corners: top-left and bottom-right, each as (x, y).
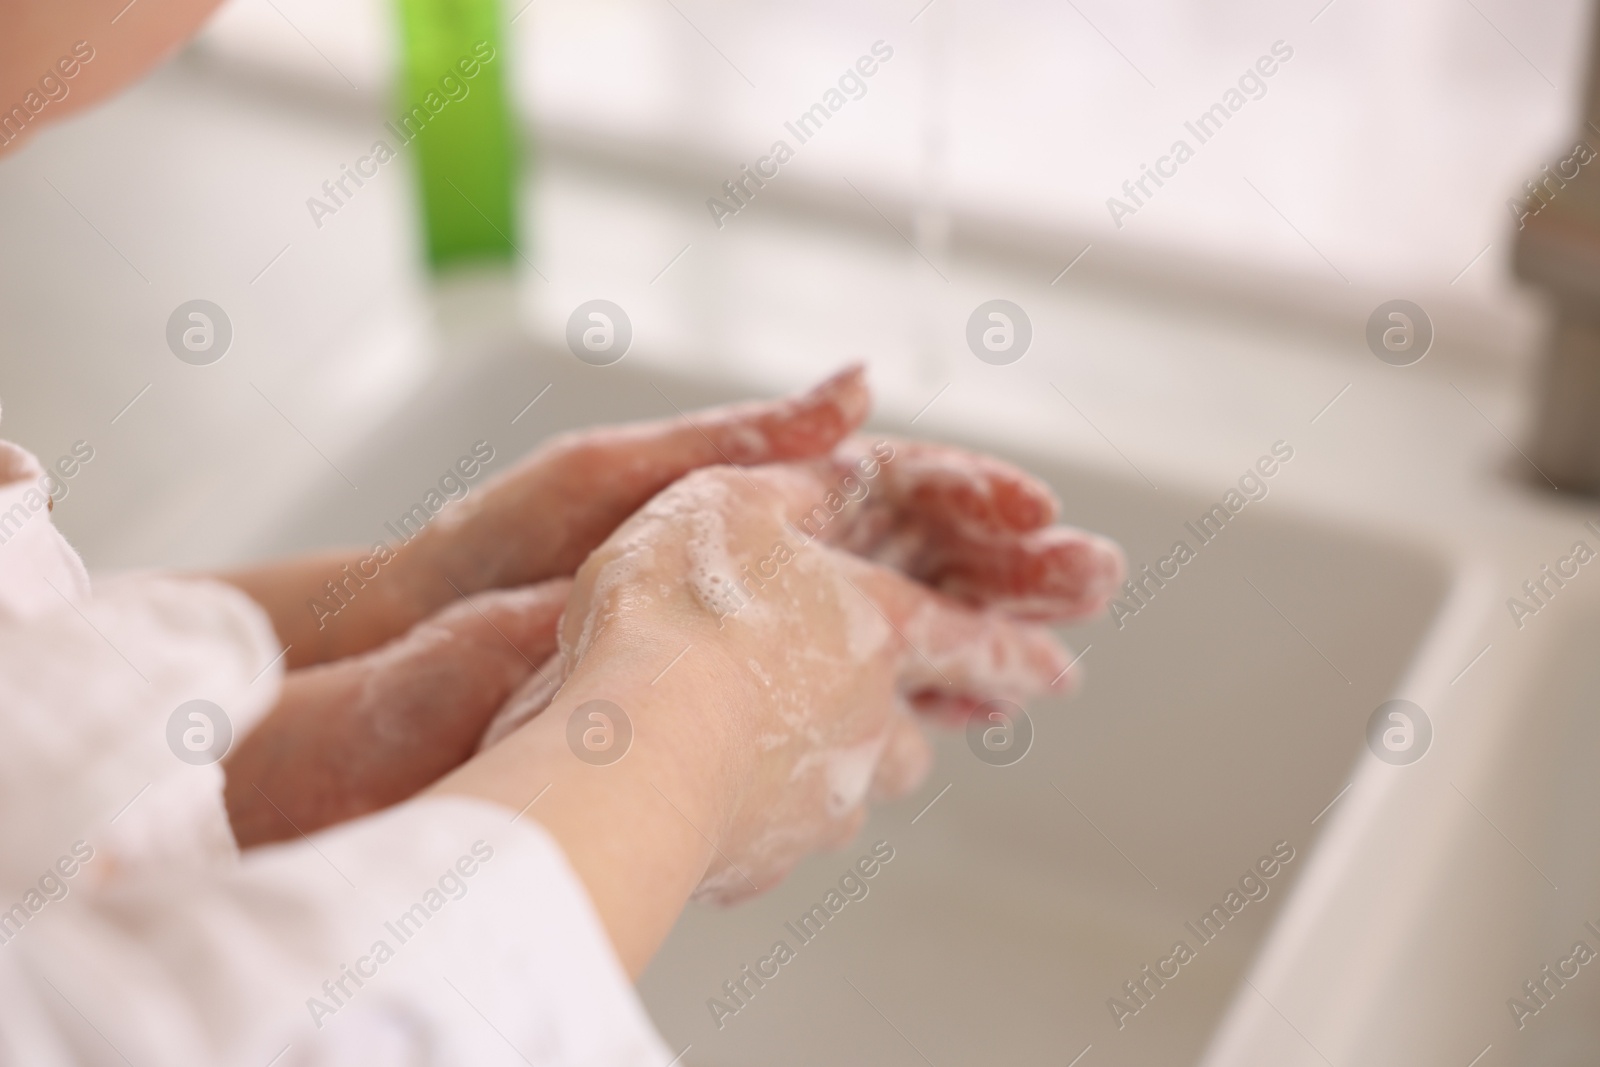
top-left (8, 0), bottom-right (1593, 1061)
top-left (0, 357), bottom-right (1130, 1066)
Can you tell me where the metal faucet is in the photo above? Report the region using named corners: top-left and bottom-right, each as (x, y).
top-left (1513, 22), bottom-right (1600, 493)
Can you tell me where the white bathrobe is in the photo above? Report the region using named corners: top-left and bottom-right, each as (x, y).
top-left (0, 438), bottom-right (673, 1066)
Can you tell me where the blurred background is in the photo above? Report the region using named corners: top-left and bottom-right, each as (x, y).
top-left (5, 0), bottom-right (1600, 1064)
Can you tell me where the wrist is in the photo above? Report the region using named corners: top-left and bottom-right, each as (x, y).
top-left (558, 621), bottom-right (751, 835)
top-left (425, 621), bottom-right (750, 976)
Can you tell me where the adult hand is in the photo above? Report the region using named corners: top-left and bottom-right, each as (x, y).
top-left (217, 367), bottom-right (870, 668)
top-left (433, 457), bottom-right (1122, 974)
top-left (478, 434), bottom-right (1125, 743)
top-left (823, 435), bottom-right (1124, 623)
top-left (555, 461), bottom-right (1117, 899)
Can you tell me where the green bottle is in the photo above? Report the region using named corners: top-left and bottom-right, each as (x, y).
top-left (393, 0), bottom-right (519, 268)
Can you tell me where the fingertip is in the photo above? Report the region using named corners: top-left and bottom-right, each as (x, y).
top-left (799, 363), bottom-right (872, 439)
top-left (737, 364), bottom-right (872, 462)
top-left (1043, 529), bottom-right (1125, 621)
top-left (1095, 534), bottom-right (1128, 603)
top-left (991, 467), bottom-right (1060, 531)
top-left (818, 361), bottom-right (869, 408)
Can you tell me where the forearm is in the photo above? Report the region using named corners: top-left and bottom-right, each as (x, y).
top-left (211, 535), bottom-right (455, 668)
top-left (206, 369), bottom-right (871, 668)
top-left (427, 627), bottom-right (745, 978)
top-left (209, 467), bottom-right (585, 669)
top-left (225, 583), bottom-right (568, 846)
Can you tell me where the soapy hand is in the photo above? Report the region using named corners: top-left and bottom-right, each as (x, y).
top-left (431, 406), bottom-right (1125, 971)
top-left (822, 436), bottom-right (1125, 623)
top-left (421, 365), bottom-right (873, 601)
top-left (552, 462), bottom-right (1097, 902)
top-left (480, 434), bottom-right (1125, 743)
top-left (220, 366), bottom-right (871, 668)
top-left (226, 367), bottom-right (1126, 865)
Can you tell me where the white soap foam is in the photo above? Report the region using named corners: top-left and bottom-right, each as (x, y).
top-left (685, 506), bottom-right (749, 620)
top-left (829, 567), bottom-right (892, 664)
top-left (792, 731), bottom-right (888, 817)
top-left (899, 601), bottom-right (1059, 699)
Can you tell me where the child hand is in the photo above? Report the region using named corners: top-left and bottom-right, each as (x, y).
top-left (554, 464), bottom-right (1079, 902)
top-left (224, 581), bottom-right (569, 847)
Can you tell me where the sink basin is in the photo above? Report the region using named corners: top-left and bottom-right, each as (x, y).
top-left (238, 339), bottom-right (1454, 1066)
top-left (8, 50), bottom-right (1596, 1067)
top-left (634, 414), bottom-right (1451, 1067)
top-left (1203, 541), bottom-right (1600, 1067)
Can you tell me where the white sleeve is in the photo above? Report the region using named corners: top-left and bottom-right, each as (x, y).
top-left (0, 796), bottom-right (675, 1067)
top-left (0, 437), bottom-right (673, 1065)
top-left (0, 572), bottom-right (283, 892)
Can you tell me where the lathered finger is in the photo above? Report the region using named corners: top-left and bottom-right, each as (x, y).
top-left (908, 525), bottom-right (1125, 622)
top-left (831, 436), bottom-right (1059, 539)
top-left (830, 551), bottom-right (1077, 702)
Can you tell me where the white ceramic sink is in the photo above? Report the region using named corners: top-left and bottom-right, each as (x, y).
top-left (231, 344), bottom-right (1458, 1066)
top-left (227, 329), bottom-right (1600, 1065)
top-left (637, 412), bottom-right (1451, 1067)
top-left (1201, 529), bottom-right (1600, 1067)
